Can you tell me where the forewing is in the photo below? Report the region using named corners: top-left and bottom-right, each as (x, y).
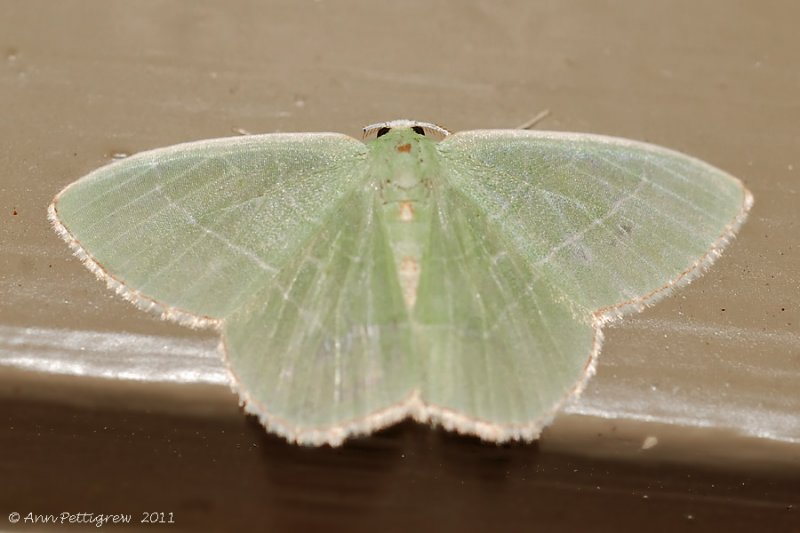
top-left (223, 189), bottom-right (416, 445)
top-left (438, 130), bottom-right (751, 316)
top-left (413, 186), bottom-right (594, 440)
top-left (51, 134), bottom-right (368, 323)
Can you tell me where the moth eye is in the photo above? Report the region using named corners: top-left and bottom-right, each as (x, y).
top-left (376, 127), bottom-right (391, 138)
top-left (412, 126), bottom-right (426, 136)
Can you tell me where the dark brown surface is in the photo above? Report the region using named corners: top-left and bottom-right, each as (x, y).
top-left (2, 384), bottom-right (798, 532)
top-left (1, 1), bottom-right (799, 531)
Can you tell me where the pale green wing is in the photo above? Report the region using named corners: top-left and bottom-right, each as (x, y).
top-left (414, 130), bottom-right (751, 439)
top-left (413, 186), bottom-right (594, 439)
top-left (50, 134), bottom-right (368, 325)
top-left (223, 188), bottom-right (417, 445)
top-left (437, 130), bottom-right (752, 318)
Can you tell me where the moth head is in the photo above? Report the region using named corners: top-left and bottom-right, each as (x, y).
top-left (362, 120), bottom-right (450, 141)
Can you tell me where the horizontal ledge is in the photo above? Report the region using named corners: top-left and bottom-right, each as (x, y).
top-left (1, 323), bottom-right (798, 468)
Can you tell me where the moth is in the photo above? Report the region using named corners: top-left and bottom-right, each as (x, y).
top-left (50, 120), bottom-right (752, 445)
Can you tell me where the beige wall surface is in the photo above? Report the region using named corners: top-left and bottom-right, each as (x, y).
top-left (1, 1), bottom-right (798, 531)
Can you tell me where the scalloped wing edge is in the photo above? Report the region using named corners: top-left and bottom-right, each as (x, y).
top-left (221, 326), bottom-right (603, 446)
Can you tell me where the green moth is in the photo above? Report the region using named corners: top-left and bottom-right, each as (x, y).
top-left (49, 120), bottom-right (752, 446)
